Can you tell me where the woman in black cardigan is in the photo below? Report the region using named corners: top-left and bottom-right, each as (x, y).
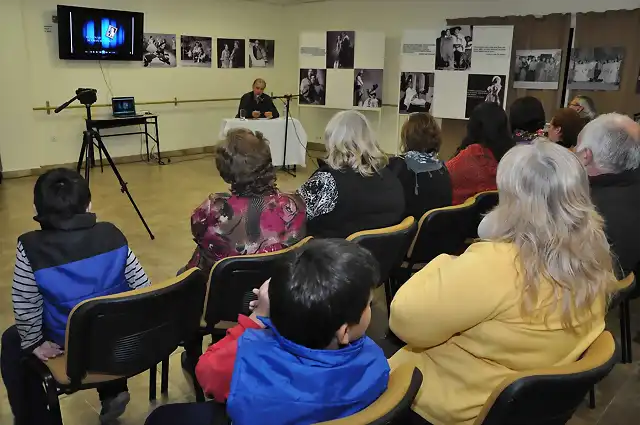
top-left (298, 110), bottom-right (404, 238)
top-left (388, 113), bottom-right (452, 219)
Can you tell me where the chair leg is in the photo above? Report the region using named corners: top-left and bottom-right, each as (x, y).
top-left (623, 300), bottom-right (633, 363)
top-left (184, 336), bottom-right (205, 402)
top-left (619, 300), bottom-right (631, 364)
top-left (589, 387), bottom-right (596, 409)
top-left (44, 375), bottom-right (63, 425)
top-left (149, 363), bottom-right (157, 402)
top-left (161, 357), bottom-right (169, 395)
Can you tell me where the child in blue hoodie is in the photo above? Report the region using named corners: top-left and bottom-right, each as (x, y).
top-left (145, 238), bottom-right (390, 425)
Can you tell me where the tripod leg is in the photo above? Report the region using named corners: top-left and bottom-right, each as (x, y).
top-left (94, 136), bottom-right (155, 240)
top-left (77, 136), bottom-right (88, 175)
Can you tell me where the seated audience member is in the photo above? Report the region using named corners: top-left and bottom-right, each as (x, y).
top-left (298, 110), bottom-right (404, 238)
top-left (388, 113), bottom-right (452, 219)
top-left (547, 107), bottom-right (586, 149)
top-left (575, 113), bottom-right (640, 275)
top-left (569, 95), bottom-right (598, 124)
top-left (144, 239), bottom-right (389, 425)
top-left (389, 141), bottom-right (615, 425)
top-left (184, 129), bottom-right (306, 275)
top-left (446, 102), bottom-right (515, 205)
top-left (509, 96), bottom-right (546, 143)
top-left (1, 168), bottom-right (151, 425)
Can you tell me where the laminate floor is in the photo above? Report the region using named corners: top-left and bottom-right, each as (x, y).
top-left (0, 156), bottom-right (638, 425)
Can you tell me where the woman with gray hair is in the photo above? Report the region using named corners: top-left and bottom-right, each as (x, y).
top-left (298, 110), bottom-right (404, 238)
top-left (389, 139), bottom-right (615, 425)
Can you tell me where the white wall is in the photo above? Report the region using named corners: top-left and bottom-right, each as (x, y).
top-left (0, 0), bottom-right (295, 173)
top-left (2, 0), bottom-right (639, 172)
top-left (284, 0), bottom-right (640, 154)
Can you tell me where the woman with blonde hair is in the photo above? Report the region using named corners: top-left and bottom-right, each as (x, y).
top-left (298, 110), bottom-right (404, 238)
top-left (389, 140), bottom-right (615, 425)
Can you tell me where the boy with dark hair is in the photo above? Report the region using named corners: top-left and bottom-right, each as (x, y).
top-left (1, 168), bottom-right (151, 425)
top-left (144, 239), bottom-right (389, 425)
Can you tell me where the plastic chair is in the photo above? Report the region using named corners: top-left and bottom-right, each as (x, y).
top-left (315, 362), bottom-right (423, 425)
top-left (347, 217), bottom-right (418, 313)
top-left (474, 331), bottom-right (619, 425)
top-left (25, 268), bottom-right (207, 425)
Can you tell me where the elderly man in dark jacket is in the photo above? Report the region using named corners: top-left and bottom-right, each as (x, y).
top-left (575, 113), bottom-right (640, 276)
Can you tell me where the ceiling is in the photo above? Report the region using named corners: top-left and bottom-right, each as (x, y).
top-left (242, 0), bottom-right (472, 5)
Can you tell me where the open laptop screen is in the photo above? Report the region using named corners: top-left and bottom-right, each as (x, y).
top-left (112, 97), bottom-right (136, 117)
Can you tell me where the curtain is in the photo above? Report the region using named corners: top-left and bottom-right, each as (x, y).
top-left (440, 14), bottom-right (571, 158)
top-left (572, 10), bottom-right (640, 115)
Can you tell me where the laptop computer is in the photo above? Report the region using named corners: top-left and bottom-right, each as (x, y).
top-left (112, 97), bottom-right (137, 118)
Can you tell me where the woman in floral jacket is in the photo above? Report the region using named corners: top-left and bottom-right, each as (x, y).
top-left (185, 129), bottom-right (306, 275)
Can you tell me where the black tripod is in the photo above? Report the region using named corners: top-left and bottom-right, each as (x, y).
top-left (55, 89), bottom-right (155, 240)
top-left (273, 94), bottom-right (299, 177)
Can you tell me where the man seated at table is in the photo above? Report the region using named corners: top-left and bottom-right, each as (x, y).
top-left (237, 78), bottom-right (280, 119)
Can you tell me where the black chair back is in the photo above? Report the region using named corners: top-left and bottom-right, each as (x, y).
top-left (347, 217), bottom-right (417, 285)
top-left (65, 268), bottom-right (207, 385)
top-left (476, 331), bottom-right (618, 425)
top-left (469, 190), bottom-right (499, 239)
top-left (203, 237), bottom-right (312, 328)
top-left (408, 200), bottom-right (476, 266)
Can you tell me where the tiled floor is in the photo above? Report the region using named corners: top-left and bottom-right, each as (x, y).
top-left (0, 156), bottom-right (639, 425)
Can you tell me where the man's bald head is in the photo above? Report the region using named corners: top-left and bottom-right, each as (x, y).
top-left (576, 113), bottom-right (640, 175)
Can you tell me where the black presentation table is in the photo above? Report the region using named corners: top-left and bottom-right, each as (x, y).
top-left (85, 115), bottom-right (163, 165)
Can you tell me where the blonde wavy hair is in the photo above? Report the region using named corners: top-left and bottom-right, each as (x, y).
top-left (482, 139), bottom-right (616, 329)
top-left (324, 110), bottom-right (388, 176)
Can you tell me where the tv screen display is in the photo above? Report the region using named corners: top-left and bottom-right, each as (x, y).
top-left (57, 5), bottom-right (144, 61)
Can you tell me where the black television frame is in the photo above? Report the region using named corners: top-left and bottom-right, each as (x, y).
top-left (57, 4), bottom-right (144, 61)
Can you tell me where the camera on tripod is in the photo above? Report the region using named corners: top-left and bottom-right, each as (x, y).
top-left (54, 88), bottom-right (155, 239)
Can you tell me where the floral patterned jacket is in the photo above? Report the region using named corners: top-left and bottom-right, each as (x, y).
top-left (186, 191), bottom-right (306, 274)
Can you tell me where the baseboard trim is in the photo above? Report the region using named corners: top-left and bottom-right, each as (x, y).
top-left (1, 146), bottom-right (217, 180)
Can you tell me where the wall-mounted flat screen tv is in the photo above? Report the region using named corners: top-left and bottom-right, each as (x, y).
top-left (57, 5), bottom-right (144, 60)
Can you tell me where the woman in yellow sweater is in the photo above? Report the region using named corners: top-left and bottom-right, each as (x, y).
top-left (389, 141), bottom-right (616, 425)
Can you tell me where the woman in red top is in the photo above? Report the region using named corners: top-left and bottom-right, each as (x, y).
top-left (446, 102), bottom-right (515, 205)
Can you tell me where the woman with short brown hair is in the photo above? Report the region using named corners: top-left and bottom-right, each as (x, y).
top-left (547, 108), bottom-right (586, 149)
top-left (183, 128), bottom-right (306, 274)
top-left (388, 113), bottom-right (452, 218)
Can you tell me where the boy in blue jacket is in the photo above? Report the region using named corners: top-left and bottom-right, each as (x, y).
top-left (1, 168), bottom-right (151, 425)
top-left (145, 238), bottom-right (390, 425)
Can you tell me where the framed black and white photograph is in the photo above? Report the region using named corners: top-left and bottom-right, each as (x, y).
top-left (513, 49), bottom-right (562, 90)
top-left (143, 33), bottom-right (177, 68)
top-left (569, 47), bottom-right (624, 91)
top-left (249, 39), bottom-right (275, 68)
top-left (465, 74), bottom-right (506, 118)
top-left (299, 69), bottom-right (326, 105)
top-left (180, 35), bottom-right (212, 68)
top-left (399, 72), bottom-right (434, 114)
top-left (354, 69), bottom-right (383, 108)
top-left (435, 26), bottom-right (473, 71)
top-left (326, 31), bottom-right (355, 69)
top-left (217, 38), bottom-right (246, 69)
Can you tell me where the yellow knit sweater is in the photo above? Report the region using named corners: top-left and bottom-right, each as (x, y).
top-left (389, 242), bottom-right (606, 425)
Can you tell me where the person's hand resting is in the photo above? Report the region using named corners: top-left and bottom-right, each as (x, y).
top-left (33, 341), bottom-right (64, 362)
top-left (249, 279), bottom-right (270, 327)
top-left (264, 111), bottom-right (273, 119)
top-left (252, 111), bottom-right (261, 119)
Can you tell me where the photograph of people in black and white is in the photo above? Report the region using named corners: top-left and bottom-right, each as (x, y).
top-left (435, 26), bottom-right (473, 71)
top-left (217, 38), bottom-right (246, 69)
top-left (143, 33), bottom-right (177, 68)
top-left (249, 39), bottom-right (275, 68)
top-left (354, 69), bottom-right (383, 108)
top-left (326, 31), bottom-right (355, 69)
top-left (513, 49), bottom-right (562, 90)
top-left (399, 72), bottom-right (434, 114)
top-left (299, 69), bottom-right (326, 105)
top-left (180, 35), bottom-right (212, 67)
top-left (465, 74), bottom-right (506, 118)
top-left (569, 47), bottom-right (624, 91)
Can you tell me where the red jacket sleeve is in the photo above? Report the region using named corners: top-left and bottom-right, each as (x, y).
top-left (195, 315), bottom-right (263, 402)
